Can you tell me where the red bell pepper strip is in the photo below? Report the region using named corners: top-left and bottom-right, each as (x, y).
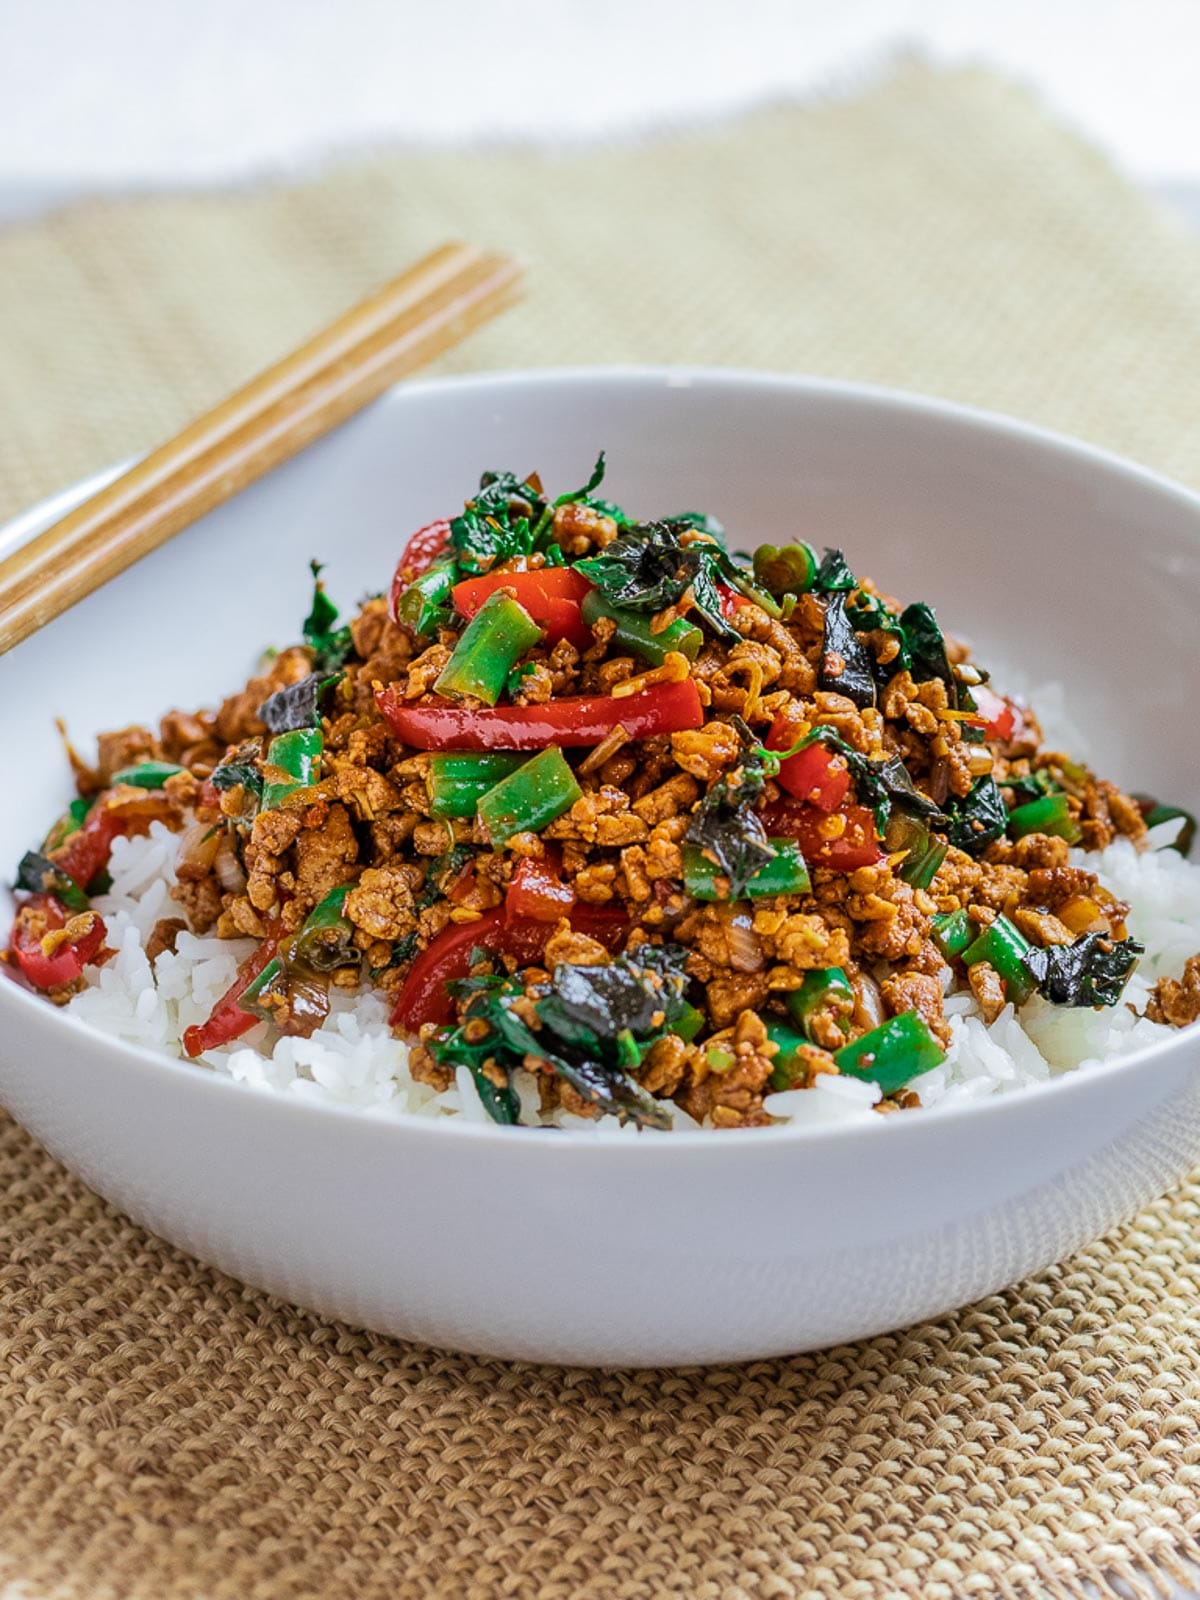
top-left (182, 920), bottom-right (287, 1057)
top-left (390, 904), bottom-right (628, 1031)
top-left (396, 518), bottom-right (452, 582)
top-left (505, 848), bottom-right (577, 923)
top-left (49, 804), bottom-right (124, 892)
top-left (9, 894), bottom-right (109, 991)
top-left (766, 719), bottom-right (851, 812)
top-left (717, 583), bottom-right (751, 622)
top-left (452, 568), bottom-right (594, 650)
top-left (759, 797), bottom-right (882, 871)
top-left (376, 678), bottom-right (704, 752)
top-left (970, 683), bottom-right (1019, 742)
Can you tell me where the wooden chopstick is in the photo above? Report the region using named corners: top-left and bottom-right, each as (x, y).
top-left (0, 242), bottom-right (524, 655)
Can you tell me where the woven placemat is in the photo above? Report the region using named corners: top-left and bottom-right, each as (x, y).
top-left (3, 65), bottom-right (1200, 1600)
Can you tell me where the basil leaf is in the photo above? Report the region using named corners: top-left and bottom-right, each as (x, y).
top-left (14, 850), bottom-right (88, 910)
top-left (210, 752), bottom-right (264, 800)
top-left (813, 548), bottom-right (856, 592)
top-left (685, 738), bottom-right (776, 895)
top-left (942, 776), bottom-right (1008, 855)
top-left (553, 450), bottom-right (608, 507)
top-left (898, 600), bottom-right (957, 704)
top-left (819, 592), bottom-right (876, 709)
top-left (576, 520), bottom-right (740, 641)
top-left (536, 946), bottom-right (690, 1047)
top-left (1023, 934), bottom-right (1144, 1007)
top-left (449, 469), bottom-right (545, 573)
top-left (259, 671), bottom-right (340, 735)
top-left (303, 561), bottom-right (354, 671)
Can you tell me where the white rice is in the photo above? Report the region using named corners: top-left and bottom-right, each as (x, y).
top-left (63, 718), bottom-right (1200, 1132)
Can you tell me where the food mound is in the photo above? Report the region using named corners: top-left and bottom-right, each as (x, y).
top-left (7, 455), bottom-right (1199, 1130)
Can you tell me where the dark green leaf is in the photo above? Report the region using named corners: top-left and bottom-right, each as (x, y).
top-left (14, 850), bottom-right (88, 910)
top-left (576, 520), bottom-right (740, 641)
top-left (536, 945), bottom-right (691, 1048)
top-left (210, 748), bottom-right (265, 801)
top-left (1003, 768), bottom-right (1059, 806)
top-left (1132, 794), bottom-right (1196, 857)
top-left (813, 548), bottom-right (856, 592)
top-left (582, 496), bottom-right (632, 525)
top-left (819, 592), bottom-right (876, 709)
top-left (469, 1065), bottom-right (521, 1124)
top-left (1023, 934), bottom-right (1144, 1007)
top-left (553, 451), bottom-right (608, 507)
top-left (259, 671), bottom-right (340, 735)
top-left (488, 985), bottom-right (672, 1130)
top-left (942, 776), bottom-right (1009, 855)
top-left (685, 738), bottom-right (776, 895)
top-left (898, 601), bottom-right (956, 704)
top-left (303, 561), bottom-right (354, 671)
top-left (666, 510), bottom-right (726, 539)
top-left (449, 470), bottom-right (545, 573)
top-left (848, 752), bottom-right (947, 833)
top-left (845, 590), bottom-right (912, 680)
top-left (414, 844), bottom-right (477, 911)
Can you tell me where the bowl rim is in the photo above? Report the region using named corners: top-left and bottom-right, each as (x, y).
top-left (2, 361), bottom-right (1198, 1155)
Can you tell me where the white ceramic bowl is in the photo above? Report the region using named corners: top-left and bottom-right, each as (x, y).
top-left (2, 369), bottom-right (1198, 1367)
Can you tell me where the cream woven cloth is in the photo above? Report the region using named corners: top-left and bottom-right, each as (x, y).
top-left (3, 66), bottom-right (1200, 1600)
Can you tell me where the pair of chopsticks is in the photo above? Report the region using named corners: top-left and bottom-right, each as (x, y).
top-left (0, 243), bottom-right (524, 656)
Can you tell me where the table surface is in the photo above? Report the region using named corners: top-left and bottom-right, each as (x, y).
top-left (3, 0), bottom-right (1200, 212)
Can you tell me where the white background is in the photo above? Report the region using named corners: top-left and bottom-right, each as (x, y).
top-left (1, 0), bottom-right (1198, 219)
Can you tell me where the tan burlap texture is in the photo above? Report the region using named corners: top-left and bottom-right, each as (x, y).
top-left (2, 65), bottom-right (1200, 1600)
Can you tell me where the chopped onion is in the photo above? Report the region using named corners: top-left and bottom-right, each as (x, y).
top-left (176, 820), bottom-right (221, 876)
top-left (213, 831), bottom-right (247, 894)
top-left (851, 970), bottom-right (884, 1030)
top-left (726, 908), bottom-right (764, 973)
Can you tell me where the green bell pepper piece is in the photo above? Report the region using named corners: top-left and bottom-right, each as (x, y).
top-left (41, 796), bottom-right (93, 854)
top-left (673, 1001), bottom-right (706, 1043)
top-left (683, 838), bottom-right (811, 902)
top-left (293, 884), bottom-right (358, 971)
top-left (580, 590), bottom-right (703, 666)
top-left (435, 590), bottom-right (543, 706)
top-left (931, 908), bottom-right (973, 960)
top-left (428, 752), bottom-right (527, 818)
top-left (111, 761), bottom-right (186, 789)
top-left (752, 541), bottom-right (818, 596)
top-left (262, 727), bottom-right (322, 810)
top-left (394, 562), bottom-right (456, 637)
top-left (786, 967), bottom-right (852, 1040)
top-left (1007, 792), bottom-right (1083, 845)
top-left (962, 913), bottom-right (1036, 1004)
top-left (834, 1010), bottom-right (946, 1094)
top-left (477, 747), bottom-right (582, 844)
top-left (765, 1018), bottom-right (810, 1090)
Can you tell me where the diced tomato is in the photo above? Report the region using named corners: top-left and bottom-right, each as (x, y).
top-left (759, 797), bottom-right (882, 871)
top-left (181, 920), bottom-right (287, 1057)
top-left (969, 683), bottom-right (1018, 742)
top-left (389, 904), bottom-right (628, 1031)
top-left (453, 568), bottom-right (594, 650)
top-left (396, 518), bottom-right (452, 581)
top-left (506, 849), bottom-right (576, 923)
top-left (9, 894), bottom-right (108, 991)
top-left (767, 719), bottom-right (851, 812)
top-left (376, 678), bottom-right (705, 752)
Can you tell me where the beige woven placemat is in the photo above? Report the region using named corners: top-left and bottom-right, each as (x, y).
top-left (3, 64), bottom-right (1200, 1600)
